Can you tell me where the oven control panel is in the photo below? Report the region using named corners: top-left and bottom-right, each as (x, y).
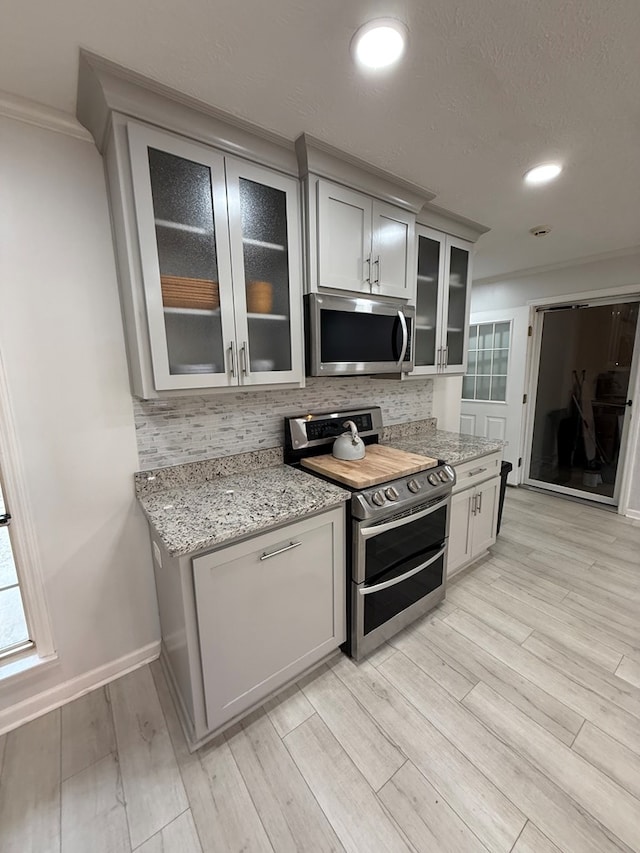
top-left (352, 464), bottom-right (456, 520)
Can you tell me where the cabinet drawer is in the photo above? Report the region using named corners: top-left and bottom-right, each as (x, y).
top-left (192, 507), bottom-right (345, 732)
top-left (453, 450), bottom-right (502, 494)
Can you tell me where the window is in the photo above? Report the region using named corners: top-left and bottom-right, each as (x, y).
top-left (0, 349), bottom-right (54, 670)
top-left (462, 321), bottom-right (510, 402)
top-left (0, 475), bottom-right (32, 657)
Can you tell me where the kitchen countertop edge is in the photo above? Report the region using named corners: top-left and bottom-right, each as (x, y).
top-left (138, 464), bottom-right (350, 558)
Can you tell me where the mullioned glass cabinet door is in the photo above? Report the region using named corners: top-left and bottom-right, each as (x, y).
top-left (128, 122), bottom-right (237, 390)
top-left (442, 236), bottom-right (472, 374)
top-left (225, 158), bottom-right (304, 386)
top-left (413, 226), bottom-right (446, 374)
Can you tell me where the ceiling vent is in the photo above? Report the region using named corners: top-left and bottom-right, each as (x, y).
top-left (529, 225), bottom-right (552, 237)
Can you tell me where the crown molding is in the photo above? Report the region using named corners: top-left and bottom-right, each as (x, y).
top-left (77, 51), bottom-right (297, 174)
top-left (0, 90), bottom-right (92, 142)
top-left (296, 133), bottom-right (435, 213)
top-left (474, 244), bottom-right (640, 286)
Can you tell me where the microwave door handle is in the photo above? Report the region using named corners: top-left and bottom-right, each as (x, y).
top-left (361, 495), bottom-right (450, 539)
top-left (397, 310), bottom-right (408, 367)
top-left (360, 546), bottom-right (447, 595)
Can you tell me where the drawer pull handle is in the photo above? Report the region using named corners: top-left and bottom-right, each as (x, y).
top-left (260, 541), bottom-right (302, 561)
top-left (468, 467), bottom-right (487, 477)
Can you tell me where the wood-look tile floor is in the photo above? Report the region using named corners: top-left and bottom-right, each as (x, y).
top-left (2, 487), bottom-right (640, 852)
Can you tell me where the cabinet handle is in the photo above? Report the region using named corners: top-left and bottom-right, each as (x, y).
top-left (228, 341), bottom-right (237, 378)
top-left (468, 467), bottom-right (487, 477)
top-left (365, 254), bottom-right (371, 285)
top-left (240, 341), bottom-right (250, 376)
top-left (260, 540), bottom-right (302, 561)
top-left (444, 346), bottom-right (449, 368)
top-left (471, 494), bottom-right (477, 515)
top-left (437, 347), bottom-right (442, 369)
top-left (374, 256), bottom-right (380, 285)
top-left (477, 491), bottom-right (483, 513)
top-left (0, 512), bottom-right (11, 527)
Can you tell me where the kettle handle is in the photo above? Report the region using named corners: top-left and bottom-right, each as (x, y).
top-left (343, 420), bottom-right (360, 444)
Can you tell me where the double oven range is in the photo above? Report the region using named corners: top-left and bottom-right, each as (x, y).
top-left (284, 407), bottom-right (455, 660)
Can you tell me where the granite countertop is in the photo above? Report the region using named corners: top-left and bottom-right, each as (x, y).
top-left (386, 429), bottom-right (503, 466)
top-left (138, 464), bottom-right (350, 557)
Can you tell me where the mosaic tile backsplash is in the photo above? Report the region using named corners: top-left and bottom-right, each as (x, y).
top-left (134, 376), bottom-right (434, 468)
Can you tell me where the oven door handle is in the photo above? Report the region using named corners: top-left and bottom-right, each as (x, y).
top-left (359, 546), bottom-right (447, 596)
top-left (396, 310), bottom-right (408, 367)
top-left (361, 496), bottom-right (450, 539)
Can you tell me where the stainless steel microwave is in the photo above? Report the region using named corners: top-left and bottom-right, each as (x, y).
top-left (305, 293), bottom-right (415, 376)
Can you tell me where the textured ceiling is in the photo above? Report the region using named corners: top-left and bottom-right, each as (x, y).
top-left (2, 0), bottom-right (639, 278)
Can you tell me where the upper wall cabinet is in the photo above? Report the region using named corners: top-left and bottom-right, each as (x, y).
top-left (412, 225), bottom-right (473, 376)
top-left (296, 135), bottom-right (435, 303)
top-left (76, 53), bottom-right (304, 399)
top-left (128, 123), bottom-right (303, 393)
top-left (316, 180), bottom-right (415, 299)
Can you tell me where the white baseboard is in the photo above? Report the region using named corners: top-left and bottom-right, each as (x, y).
top-left (0, 641), bottom-right (160, 736)
top-left (623, 508), bottom-right (640, 520)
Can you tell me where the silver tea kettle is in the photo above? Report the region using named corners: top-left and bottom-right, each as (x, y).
top-left (332, 420), bottom-right (366, 461)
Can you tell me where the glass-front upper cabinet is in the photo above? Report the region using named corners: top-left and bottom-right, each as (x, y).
top-left (225, 159), bottom-right (303, 386)
top-left (127, 122), bottom-right (303, 391)
top-left (128, 122), bottom-right (236, 390)
top-left (441, 236), bottom-right (473, 374)
top-left (413, 226), bottom-right (446, 373)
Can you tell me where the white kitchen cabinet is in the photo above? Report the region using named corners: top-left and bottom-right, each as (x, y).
top-left (412, 225), bottom-right (473, 376)
top-left (316, 179), bottom-right (415, 299)
top-left (192, 507), bottom-right (345, 734)
top-left (127, 122), bottom-right (304, 394)
top-left (471, 476), bottom-right (500, 556)
top-left (148, 504), bottom-right (345, 749)
top-left (447, 450), bottom-right (501, 577)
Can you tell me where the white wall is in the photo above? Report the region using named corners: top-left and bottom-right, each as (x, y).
top-left (0, 115), bottom-right (158, 729)
top-left (431, 375), bottom-right (463, 432)
top-left (471, 251), bottom-right (640, 513)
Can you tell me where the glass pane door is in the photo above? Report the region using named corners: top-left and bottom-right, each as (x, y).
top-left (528, 301), bottom-right (639, 503)
top-left (443, 239), bottom-right (471, 371)
top-left (226, 160), bottom-right (303, 385)
top-left (128, 123), bottom-right (236, 389)
top-left (414, 227), bottom-right (444, 371)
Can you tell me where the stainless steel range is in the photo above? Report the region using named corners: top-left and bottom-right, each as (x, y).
top-left (284, 407), bottom-right (455, 660)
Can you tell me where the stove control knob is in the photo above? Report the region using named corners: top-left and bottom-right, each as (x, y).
top-left (427, 473), bottom-right (440, 486)
top-left (407, 479), bottom-right (421, 493)
top-left (371, 490), bottom-right (386, 507)
top-left (385, 486), bottom-right (400, 501)
top-left (439, 470), bottom-right (449, 482)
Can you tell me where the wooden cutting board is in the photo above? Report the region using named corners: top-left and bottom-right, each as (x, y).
top-left (301, 444), bottom-right (438, 489)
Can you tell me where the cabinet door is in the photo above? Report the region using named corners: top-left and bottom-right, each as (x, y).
top-left (317, 180), bottom-right (372, 293)
top-left (412, 226), bottom-right (446, 374)
top-left (128, 122), bottom-right (237, 390)
top-left (447, 488), bottom-right (473, 577)
top-left (193, 509), bottom-right (345, 732)
top-left (371, 200), bottom-right (415, 299)
top-left (225, 159), bottom-right (304, 386)
top-left (471, 477), bottom-right (500, 557)
top-left (441, 236), bottom-right (473, 374)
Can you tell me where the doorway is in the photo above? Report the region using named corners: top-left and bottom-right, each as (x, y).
top-left (525, 300), bottom-right (638, 505)
top-left (460, 307), bottom-right (529, 485)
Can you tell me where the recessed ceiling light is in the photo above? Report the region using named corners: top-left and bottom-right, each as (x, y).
top-left (524, 163), bottom-right (563, 185)
top-left (351, 19), bottom-right (407, 70)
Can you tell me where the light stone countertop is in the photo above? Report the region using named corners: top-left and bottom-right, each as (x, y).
top-left (386, 429), bottom-right (504, 466)
top-left (138, 464), bottom-right (350, 557)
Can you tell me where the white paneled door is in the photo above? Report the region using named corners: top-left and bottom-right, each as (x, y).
top-left (460, 307), bottom-right (529, 485)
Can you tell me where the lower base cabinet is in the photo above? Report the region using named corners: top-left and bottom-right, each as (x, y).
top-left (193, 507), bottom-right (345, 732)
top-left (447, 473), bottom-right (500, 577)
top-left (150, 504), bottom-right (345, 749)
